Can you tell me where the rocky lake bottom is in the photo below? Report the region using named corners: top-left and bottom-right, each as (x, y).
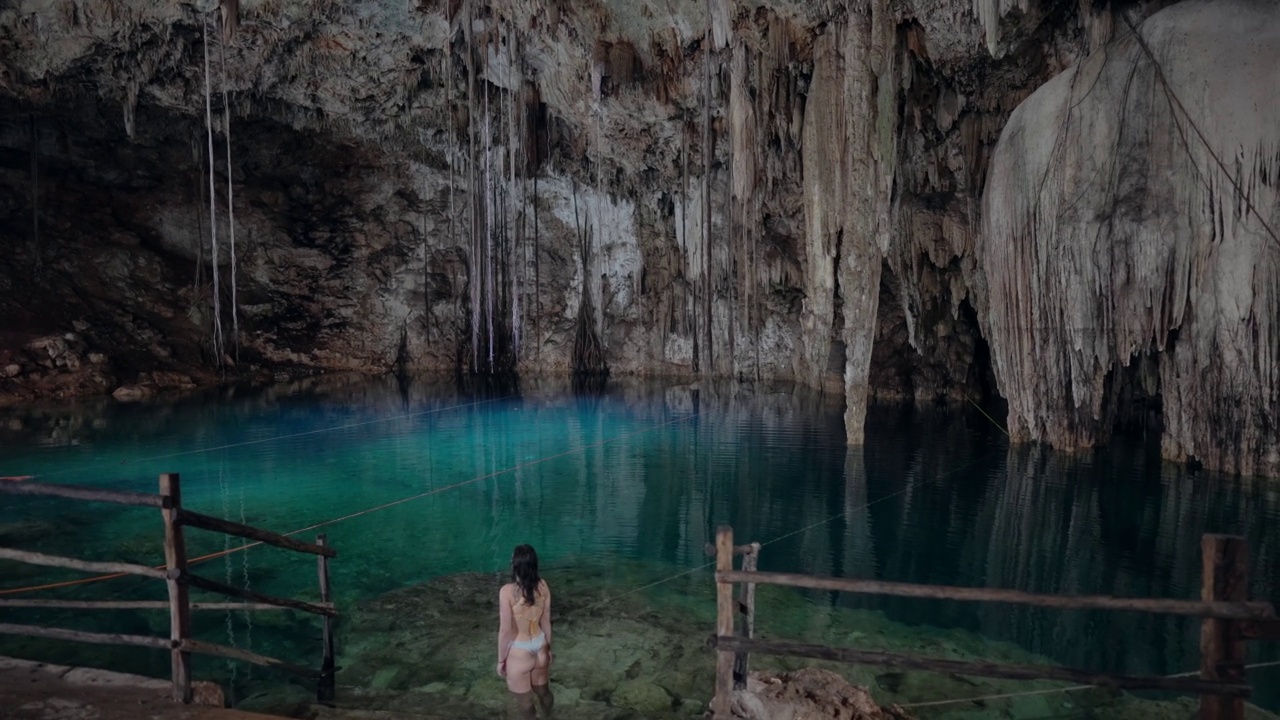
top-left (217, 557), bottom-right (1261, 720)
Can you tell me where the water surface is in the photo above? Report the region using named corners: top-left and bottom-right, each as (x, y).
top-left (1, 375), bottom-right (1276, 714)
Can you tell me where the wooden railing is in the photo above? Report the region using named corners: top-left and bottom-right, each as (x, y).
top-left (709, 526), bottom-right (1280, 720)
top-left (0, 473), bottom-right (337, 704)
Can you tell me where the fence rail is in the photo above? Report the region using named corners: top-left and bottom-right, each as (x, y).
top-left (709, 526), bottom-right (1277, 720)
top-left (0, 547), bottom-right (169, 579)
top-left (0, 473), bottom-right (338, 704)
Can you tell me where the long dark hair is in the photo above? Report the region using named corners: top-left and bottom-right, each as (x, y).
top-left (511, 544), bottom-right (541, 605)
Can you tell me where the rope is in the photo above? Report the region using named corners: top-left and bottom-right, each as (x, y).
top-left (0, 408), bottom-right (696, 597)
top-left (28, 395), bottom-right (514, 480)
top-left (1119, 10), bottom-right (1280, 251)
top-left (962, 392), bottom-right (1010, 437)
top-left (585, 444), bottom-right (1009, 610)
top-left (217, 16), bottom-right (239, 362)
top-left (201, 17), bottom-right (224, 362)
top-left (899, 660), bottom-right (1280, 709)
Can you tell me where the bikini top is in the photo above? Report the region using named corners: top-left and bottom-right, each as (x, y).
top-left (511, 581), bottom-right (546, 636)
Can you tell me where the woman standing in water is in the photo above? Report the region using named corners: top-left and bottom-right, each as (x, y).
top-left (497, 544), bottom-right (554, 718)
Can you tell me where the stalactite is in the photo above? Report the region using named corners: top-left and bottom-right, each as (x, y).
top-left (29, 114), bottom-right (40, 271)
top-left (192, 132), bottom-right (206, 300)
top-left (483, 83), bottom-right (494, 371)
top-left (464, 0), bottom-right (479, 371)
top-left (571, 180), bottom-right (606, 376)
top-left (421, 65), bottom-right (433, 348)
top-left (123, 80), bottom-right (138, 140)
top-left (979, 0), bottom-right (1280, 475)
top-left (448, 25), bottom-right (463, 349)
top-left (682, 118), bottom-right (695, 370)
top-left (219, 0), bottom-right (239, 45)
top-left (202, 17), bottom-right (224, 364)
top-left (702, 18), bottom-right (714, 375)
top-left (218, 22), bottom-right (239, 361)
top-left (508, 38), bottom-right (521, 360)
top-left (534, 132), bottom-right (541, 362)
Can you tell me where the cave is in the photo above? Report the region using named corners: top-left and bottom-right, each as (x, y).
top-left (0, 2), bottom-right (1274, 480)
top-left (866, 261), bottom-right (996, 409)
top-left (1101, 350), bottom-right (1164, 442)
top-left (2, 1), bottom-right (1280, 718)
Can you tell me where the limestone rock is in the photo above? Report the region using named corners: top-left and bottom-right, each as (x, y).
top-left (111, 385), bottom-right (155, 402)
top-left (0, 0), bottom-right (1272, 475)
top-left (725, 668), bottom-right (915, 720)
top-left (611, 679), bottom-right (672, 714)
top-left (979, 0), bottom-right (1280, 476)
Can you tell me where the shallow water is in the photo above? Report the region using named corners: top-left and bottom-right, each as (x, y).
top-left (1, 374), bottom-right (1277, 715)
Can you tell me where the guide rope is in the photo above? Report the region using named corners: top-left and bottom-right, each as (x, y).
top-left (28, 395), bottom-right (516, 481)
top-left (586, 443), bottom-right (1010, 610)
top-left (898, 660), bottom-right (1280, 710)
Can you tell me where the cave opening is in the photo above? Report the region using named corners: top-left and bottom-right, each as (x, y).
top-left (1100, 348), bottom-right (1164, 442)
top-left (866, 263), bottom-right (1000, 412)
top-left (957, 298), bottom-right (1002, 411)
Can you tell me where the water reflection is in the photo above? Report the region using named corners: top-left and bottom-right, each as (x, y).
top-left (848, 406), bottom-right (1280, 708)
top-left (0, 377), bottom-right (1277, 711)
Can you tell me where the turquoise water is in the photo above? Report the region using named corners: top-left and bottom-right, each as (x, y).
top-left (1, 374), bottom-right (1277, 713)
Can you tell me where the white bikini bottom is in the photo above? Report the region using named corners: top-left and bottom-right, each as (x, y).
top-left (510, 633), bottom-right (545, 654)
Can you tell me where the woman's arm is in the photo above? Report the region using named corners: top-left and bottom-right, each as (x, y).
top-left (497, 585), bottom-right (514, 674)
top-left (539, 583), bottom-right (552, 648)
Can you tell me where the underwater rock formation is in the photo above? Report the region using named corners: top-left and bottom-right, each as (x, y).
top-left (0, 0), bottom-right (1274, 475)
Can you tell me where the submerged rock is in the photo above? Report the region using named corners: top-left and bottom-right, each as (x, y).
top-left (111, 384), bottom-right (154, 402)
top-left (726, 668), bottom-right (915, 720)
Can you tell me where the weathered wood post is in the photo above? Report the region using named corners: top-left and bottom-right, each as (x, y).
top-left (733, 542), bottom-right (760, 689)
top-left (712, 526), bottom-right (735, 719)
top-left (1199, 534), bottom-right (1248, 720)
top-left (317, 534), bottom-right (336, 703)
top-left (160, 473), bottom-right (192, 703)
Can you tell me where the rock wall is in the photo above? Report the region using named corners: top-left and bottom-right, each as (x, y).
top-left (0, 0), bottom-right (1274, 475)
top-left (979, 0), bottom-right (1280, 477)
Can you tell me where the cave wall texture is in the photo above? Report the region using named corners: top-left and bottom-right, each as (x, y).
top-left (0, 0), bottom-right (1276, 476)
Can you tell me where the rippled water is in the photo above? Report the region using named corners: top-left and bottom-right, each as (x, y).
top-left (1, 374), bottom-right (1277, 714)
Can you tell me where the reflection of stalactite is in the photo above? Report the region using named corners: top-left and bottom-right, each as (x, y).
top-left (842, 447), bottom-right (877, 580)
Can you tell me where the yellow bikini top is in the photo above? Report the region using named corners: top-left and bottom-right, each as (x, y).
top-left (511, 581), bottom-right (546, 636)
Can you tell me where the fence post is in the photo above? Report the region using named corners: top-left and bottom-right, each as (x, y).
top-left (733, 542), bottom-right (760, 689)
top-left (1199, 534), bottom-right (1248, 720)
top-left (160, 473), bottom-right (192, 703)
top-left (712, 526), bottom-right (735, 719)
top-left (317, 534), bottom-right (336, 703)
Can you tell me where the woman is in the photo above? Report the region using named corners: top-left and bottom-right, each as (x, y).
top-left (497, 544), bottom-right (553, 718)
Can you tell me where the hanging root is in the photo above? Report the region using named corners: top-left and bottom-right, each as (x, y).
top-left (218, 13), bottom-right (239, 362)
top-left (202, 16), bottom-right (224, 364)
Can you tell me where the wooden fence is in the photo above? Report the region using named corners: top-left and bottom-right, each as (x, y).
top-left (0, 473), bottom-right (337, 704)
top-left (709, 526), bottom-right (1280, 720)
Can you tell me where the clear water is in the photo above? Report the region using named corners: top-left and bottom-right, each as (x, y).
top-left (1, 374), bottom-right (1277, 714)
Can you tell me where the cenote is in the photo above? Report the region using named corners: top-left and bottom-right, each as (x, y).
top-left (1, 376), bottom-right (1277, 718)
